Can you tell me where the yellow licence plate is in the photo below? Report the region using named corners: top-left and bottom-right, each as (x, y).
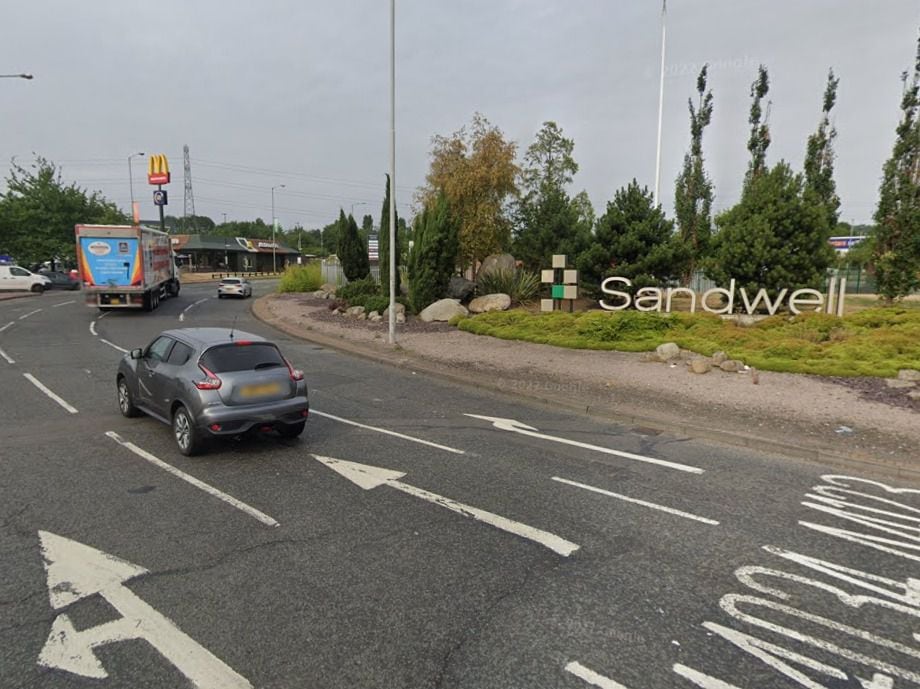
top-left (240, 383), bottom-right (281, 398)
top-left (110, 298), bottom-right (120, 305)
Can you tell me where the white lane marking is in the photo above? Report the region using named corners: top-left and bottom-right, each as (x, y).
top-left (311, 409), bottom-right (465, 455)
top-left (97, 311), bottom-right (109, 319)
top-left (100, 339), bottom-right (128, 353)
top-left (52, 300), bottom-right (75, 308)
top-left (565, 661), bottom-right (633, 688)
top-left (89, 320), bottom-right (98, 336)
top-left (672, 664), bottom-right (743, 688)
top-left (37, 531), bottom-right (252, 688)
top-left (552, 476), bottom-right (720, 525)
top-left (0, 321), bottom-right (13, 333)
top-left (465, 414), bottom-right (703, 474)
top-left (105, 432), bottom-right (279, 527)
top-left (19, 308), bottom-right (42, 320)
top-left (0, 347), bottom-right (14, 364)
top-left (23, 373), bottom-right (78, 414)
top-left (313, 455), bottom-right (578, 556)
top-left (180, 298), bottom-right (209, 321)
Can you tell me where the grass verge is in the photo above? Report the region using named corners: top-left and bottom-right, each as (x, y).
top-left (457, 308), bottom-right (920, 378)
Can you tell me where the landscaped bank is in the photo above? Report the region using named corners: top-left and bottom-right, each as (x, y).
top-left (456, 308), bottom-right (920, 378)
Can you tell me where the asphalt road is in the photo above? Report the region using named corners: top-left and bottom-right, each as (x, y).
top-left (1, 281), bottom-right (919, 689)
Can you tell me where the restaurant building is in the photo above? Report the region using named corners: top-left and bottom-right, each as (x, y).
top-left (169, 235), bottom-right (300, 273)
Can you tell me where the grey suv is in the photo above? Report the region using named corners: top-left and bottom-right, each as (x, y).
top-left (116, 328), bottom-right (309, 455)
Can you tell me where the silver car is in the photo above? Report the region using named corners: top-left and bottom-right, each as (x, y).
top-left (217, 277), bottom-right (252, 299)
top-left (116, 328), bottom-right (309, 455)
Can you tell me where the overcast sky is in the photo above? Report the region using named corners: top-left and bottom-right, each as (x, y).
top-left (2, 1), bottom-right (918, 231)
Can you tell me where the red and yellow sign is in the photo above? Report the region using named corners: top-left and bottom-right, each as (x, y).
top-left (147, 154), bottom-right (170, 185)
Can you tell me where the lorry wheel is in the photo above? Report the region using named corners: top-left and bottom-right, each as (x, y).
top-left (142, 292), bottom-right (152, 311)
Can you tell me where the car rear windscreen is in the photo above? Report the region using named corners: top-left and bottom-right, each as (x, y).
top-left (199, 343), bottom-right (286, 373)
top-left (221, 279), bottom-right (240, 284)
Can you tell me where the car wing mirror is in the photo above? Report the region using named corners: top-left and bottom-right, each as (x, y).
top-left (130, 348), bottom-right (144, 360)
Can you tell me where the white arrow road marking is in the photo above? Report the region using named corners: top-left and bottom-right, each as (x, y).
top-left (105, 432), bottom-right (279, 527)
top-left (565, 661), bottom-right (633, 688)
top-left (23, 373), bottom-right (78, 414)
top-left (0, 321), bottom-right (14, 333)
top-left (19, 308), bottom-right (42, 320)
top-left (552, 476), bottom-right (720, 525)
top-left (313, 455), bottom-right (579, 556)
top-left (100, 338), bottom-right (128, 353)
top-left (311, 409), bottom-right (465, 455)
top-left (0, 346), bottom-right (14, 364)
top-left (180, 298), bottom-right (209, 321)
top-left (37, 531), bottom-right (252, 688)
top-left (465, 414), bottom-right (703, 474)
top-left (52, 299), bottom-right (75, 308)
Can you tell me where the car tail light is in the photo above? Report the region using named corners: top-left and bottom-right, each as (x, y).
top-left (284, 357), bottom-right (304, 382)
top-left (235, 340), bottom-right (253, 346)
top-left (301, 409), bottom-right (309, 417)
top-left (194, 363), bottom-right (222, 390)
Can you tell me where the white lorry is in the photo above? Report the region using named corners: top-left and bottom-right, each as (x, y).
top-left (75, 224), bottom-right (180, 310)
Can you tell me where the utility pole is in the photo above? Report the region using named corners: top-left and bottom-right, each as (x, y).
top-left (653, 0), bottom-right (667, 206)
top-left (271, 184), bottom-right (285, 273)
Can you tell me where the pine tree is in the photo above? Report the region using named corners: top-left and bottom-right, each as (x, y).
top-left (872, 32), bottom-right (920, 302)
top-left (746, 66), bottom-right (771, 185)
top-left (577, 180), bottom-right (688, 294)
top-left (338, 210), bottom-right (370, 281)
top-left (674, 65), bottom-right (715, 284)
top-left (408, 196), bottom-right (458, 312)
top-left (804, 69), bottom-right (841, 233)
top-left (378, 174), bottom-right (401, 296)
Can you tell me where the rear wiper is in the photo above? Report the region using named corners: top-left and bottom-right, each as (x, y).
top-left (253, 362), bottom-right (284, 370)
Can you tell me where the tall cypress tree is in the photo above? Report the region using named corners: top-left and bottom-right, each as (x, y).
top-left (674, 65), bottom-right (715, 284)
top-left (378, 174), bottom-right (401, 295)
top-left (339, 210), bottom-right (370, 281)
top-left (746, 66), bottom-right (771, 185)
top-left (408, 195), bottom-right (458, 312)
top-left (804, 69), bottom-right (841, 233)
top-left (873, 33), bottom-right (920, 302)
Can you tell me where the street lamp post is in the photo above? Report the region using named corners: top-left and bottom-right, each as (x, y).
top-left (350, 202), bottom-right (366, 218)
top-left (127, 152), bottom-right (145, 223)
top-left (271, 184), bottom-right (285, 273)
top-left (388, 0), bottom-right (397, 345)
top-left (653, 0), bottom-right (667, 206)
top-left (0, 73), bottom-right (33, 80)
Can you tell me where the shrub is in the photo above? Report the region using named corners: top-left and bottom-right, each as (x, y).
top-left (477, 268), bottom-right (540, 304)
top-left (362, 295), bottom-right (390, 314)
top-left (338, 276), bottom-right (379, 303)
top-left (277, 263), bottom-right (322, 293)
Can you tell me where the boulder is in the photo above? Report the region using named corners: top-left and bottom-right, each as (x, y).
top-left (345, 305), bottom-right (365, 319)
top-left (719, 359), bottom-right (745, 373)
top-left (419, 298), bottom-right (468, 323)
top-left (655, 342), bottom-right (680, 361)
top-left (885, 379), bottom-right (916, 389)
top-left (382, 302), bottom-right (406, 319)
top-left (478, 253), bottom-right (516, 280)
top-left (469, 293), bottom-right (511, 314)
top-left (367, 311), bottom-right (382, 322)
top-left (311, 289), bottom-right (327, 299)
top-left (711, 351), bottom-right (728, 366)
top-left (689, 358), bottom-right (712, 374)
top-left (321, 283), bottom-right (337, 295)
top-left (396, 312), bottom-right (406, 324)
top-left (897, 369), bottom-right (920, 381)
top-left (908, 390), bottom-right (920, 401)
top-left (447, 276), bottom-right (477, 302)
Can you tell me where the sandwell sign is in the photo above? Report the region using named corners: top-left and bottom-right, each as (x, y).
top-left (599, 276), bottom-right (848, 317)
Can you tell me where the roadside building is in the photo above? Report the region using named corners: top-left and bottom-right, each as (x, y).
top-left (169, 234), bottom-right (300, 273)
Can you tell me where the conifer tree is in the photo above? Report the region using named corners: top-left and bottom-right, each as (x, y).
top-left (338, 210), bottom-right (370, 281)
top-left (378, 174), bottom-right (401, 296)
top-left (804, 69), bottom-right (841, 232)
top-left (674, 65), bottom-right (714, 284)
top-left (408, 196), bottom-right (458, 312)
top-left (746, 66), bottom-right (771, 185)
top-left (872, 32), bottom-right (920, 302)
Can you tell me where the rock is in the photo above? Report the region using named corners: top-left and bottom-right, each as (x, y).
top-left (367, 311), bottom-right (382, 322)
top-left (719, 359), bottom-right (744, 373)
top-left (396, 312), bottom-right (406, 324)
top-left (419, 298), bottom-right (468, 323)
top-left (468, 293), bottom-right (511, 313)
top-left (908, 390), bottom-right (920, 401)
top-left (447, 276), bottom-right (477, 302)
top-left (311, 289), bottom-right (327, 299)
top-left (320, 283), bottom-right (337, 295)
top-left (345, 305), bottom-right (365, 319)
top-left (689, 358), bottom-right (712, 374)
top-left (382, 302), bottom-right (406, 319)
top-left (885, 378), bottom-right (916, 389)
top-left (711, 351), bottom-right (728, 365)
top-left (640, 352), bottom-right (660, 363)
top-left (897, 369), bottom-right (920, 381)
top-left (478, 253), bottom-right (516, 280)
top-left (655, 342), bottom-right (680, 361)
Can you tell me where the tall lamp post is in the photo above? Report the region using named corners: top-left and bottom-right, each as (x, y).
top-left (127, 152), bottom-right (145, 223)
top-left (388, 0), bottom-right (397, 344)
top-left (271, 184), bottom-right (285, 273)
top-left (0, 73), bottom-right (33, 80)
top-left (653, 0), bottom-right (667, 206)
top-left (350, 201), bottom-right (366, 218)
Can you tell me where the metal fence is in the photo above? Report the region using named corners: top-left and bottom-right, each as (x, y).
top-left (320, 259), bottom-right (380, 287)
top-left (688, 268), bottom-right (879, 296)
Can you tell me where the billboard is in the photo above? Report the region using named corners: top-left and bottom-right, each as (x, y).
top-left (79, 237), bottom-right (142, 288)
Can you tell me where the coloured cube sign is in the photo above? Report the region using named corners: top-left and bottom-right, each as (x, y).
top-left (541, 254), bottom-right (578, 312)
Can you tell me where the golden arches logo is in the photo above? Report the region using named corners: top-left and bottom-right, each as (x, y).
top-left (147, 154), bottom-right (171, 185)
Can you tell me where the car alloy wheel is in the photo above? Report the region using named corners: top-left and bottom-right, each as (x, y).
top-left (174, 408), bottom-right (191, 451)
top-left (117, 378), bottom-right (139, 417)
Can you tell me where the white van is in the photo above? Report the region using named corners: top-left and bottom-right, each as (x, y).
top-left (0, 265), bottom-right (52, 292)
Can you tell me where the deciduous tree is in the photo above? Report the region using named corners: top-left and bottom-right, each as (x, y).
top-left (804, 69), bottom-right (841, 233)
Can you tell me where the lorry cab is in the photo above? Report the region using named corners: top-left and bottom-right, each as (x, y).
top-left (0, 264), bottom-right (51, 292)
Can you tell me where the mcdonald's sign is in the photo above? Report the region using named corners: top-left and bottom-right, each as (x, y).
top-left (147, 154), bottom-right (171, 185)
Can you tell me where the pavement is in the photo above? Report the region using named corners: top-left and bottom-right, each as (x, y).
top-left (2, 280), bottom-right (919, 689)
top-left (252, 293), bottom-right (920, 480)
